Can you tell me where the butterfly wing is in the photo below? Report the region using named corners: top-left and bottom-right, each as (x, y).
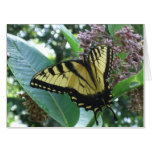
top-left (30, 45), bottom-right (115, 125)
top-left (88, 45), bottom-right (113, 99)
top-left (30, 60), bottom-right (97, 97)
top-left (86, 45), bottom-right (116, 123)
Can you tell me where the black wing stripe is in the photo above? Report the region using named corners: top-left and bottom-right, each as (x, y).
top-left (64, 61), bottom-right (94, 89)
top-left (93, 49), bottom-right (98, 62)
top-left (90, 50), bottom-right (98, 79)
top-left (97, 48), bottom-right (101, 56)
top-left (84, 56), bottom-right (97, 88)
top-left (64, 62), bottom-right (85, 81)
top-left (56, 63), bottom-right (64, 73)
top-left (48, 67), bottom-right (55, 75)
top-left (104, 47), bottom-right (113, 79)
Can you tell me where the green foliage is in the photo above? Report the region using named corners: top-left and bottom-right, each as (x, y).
top-left (58, 25), bottom-right (83, 56)
top-left (7, 34), bottom-right (79, 127)
top-left (76, 109), bottom-right (102, 127)
top-left (102, 95), bottom-right (143, 127)
top-left (108, 24), bottom-right (127, 37)
top-left (113, 68), bottom-right (143, 99)
top-left (117, 51), bottom-right (128, 60)
top-left (7, 78), bottom-right (21, 98)
top-left (132, 24), bottom-right (144, 36)
top-left (7, 24), bottom-right (143, 127)
top-left (7, 24), bottom-right (78, 63)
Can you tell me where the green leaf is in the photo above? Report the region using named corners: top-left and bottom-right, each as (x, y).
top-left (108, 24), bottom-right (129, 37)
top-left (7, 102), bottom-right (13, 114)
top-left (112, 68), bottom-right (143, 99)
top-left (7, 34), bottom-right (80, 127)
top-left (58, 25), bottom-right (83, 56)
top-left (117, 51), bottom-right (128, 60)
top-left (75, 109), bottom-right (102, 127)
top-left (7, 97), bottom-right (25, 114)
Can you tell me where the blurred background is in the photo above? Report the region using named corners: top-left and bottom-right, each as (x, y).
top-left (7, 24), bottom-right (143, 127)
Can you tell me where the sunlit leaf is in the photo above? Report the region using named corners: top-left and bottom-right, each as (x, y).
top-left (112, 68), bottom-right (143, 99)
top-left (58, 25), bottom-right (83, 56)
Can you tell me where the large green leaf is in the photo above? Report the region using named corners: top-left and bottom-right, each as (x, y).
top-left (112, 68), bottom-right (143, 99)
top-left (7, 34), bottom-right (80, 127)
top-left (58, 25), bottom-right (83, 56)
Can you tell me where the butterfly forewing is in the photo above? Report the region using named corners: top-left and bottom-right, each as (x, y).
top-left (30, 60), bottom-right (96, 95)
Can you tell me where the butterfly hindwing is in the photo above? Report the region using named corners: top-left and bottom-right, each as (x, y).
top-left (89, 45), bottom-right (113, 81)
top-left (87, 45), bottom-right (113, 98)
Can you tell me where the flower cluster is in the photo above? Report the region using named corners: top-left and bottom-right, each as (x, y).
top-left (19, 93), bottom-right (48, 122)
top-left (77, 24), bottom-right (112, 58)
top-left (112, 26), bottom-right (143, 85)
top-left (126, 86), bottom-right (143, 115)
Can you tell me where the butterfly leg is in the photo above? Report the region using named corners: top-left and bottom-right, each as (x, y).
top-left (94, 111), bottom-right (99, 125)
top-left (107, 106), bottom-right (118, 121)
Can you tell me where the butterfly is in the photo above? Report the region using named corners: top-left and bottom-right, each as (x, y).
top-left (30, 45), bottom-right (117, 125)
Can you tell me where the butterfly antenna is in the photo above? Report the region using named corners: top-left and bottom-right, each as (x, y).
top-left (108, 107), bottom-right (118, 121)
top-left (94, 112), bottom-right (99, 125)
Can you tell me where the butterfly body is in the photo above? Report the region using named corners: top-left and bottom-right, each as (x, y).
top-left (30, 45), bottom-right (116, 125)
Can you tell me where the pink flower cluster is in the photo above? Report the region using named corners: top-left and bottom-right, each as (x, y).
top-left (77, 24), bottom-right (112, 57)
top-left (112, 26), bottom-right (143, 85)
top-left (127, 87), bottom-right (143, 115)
